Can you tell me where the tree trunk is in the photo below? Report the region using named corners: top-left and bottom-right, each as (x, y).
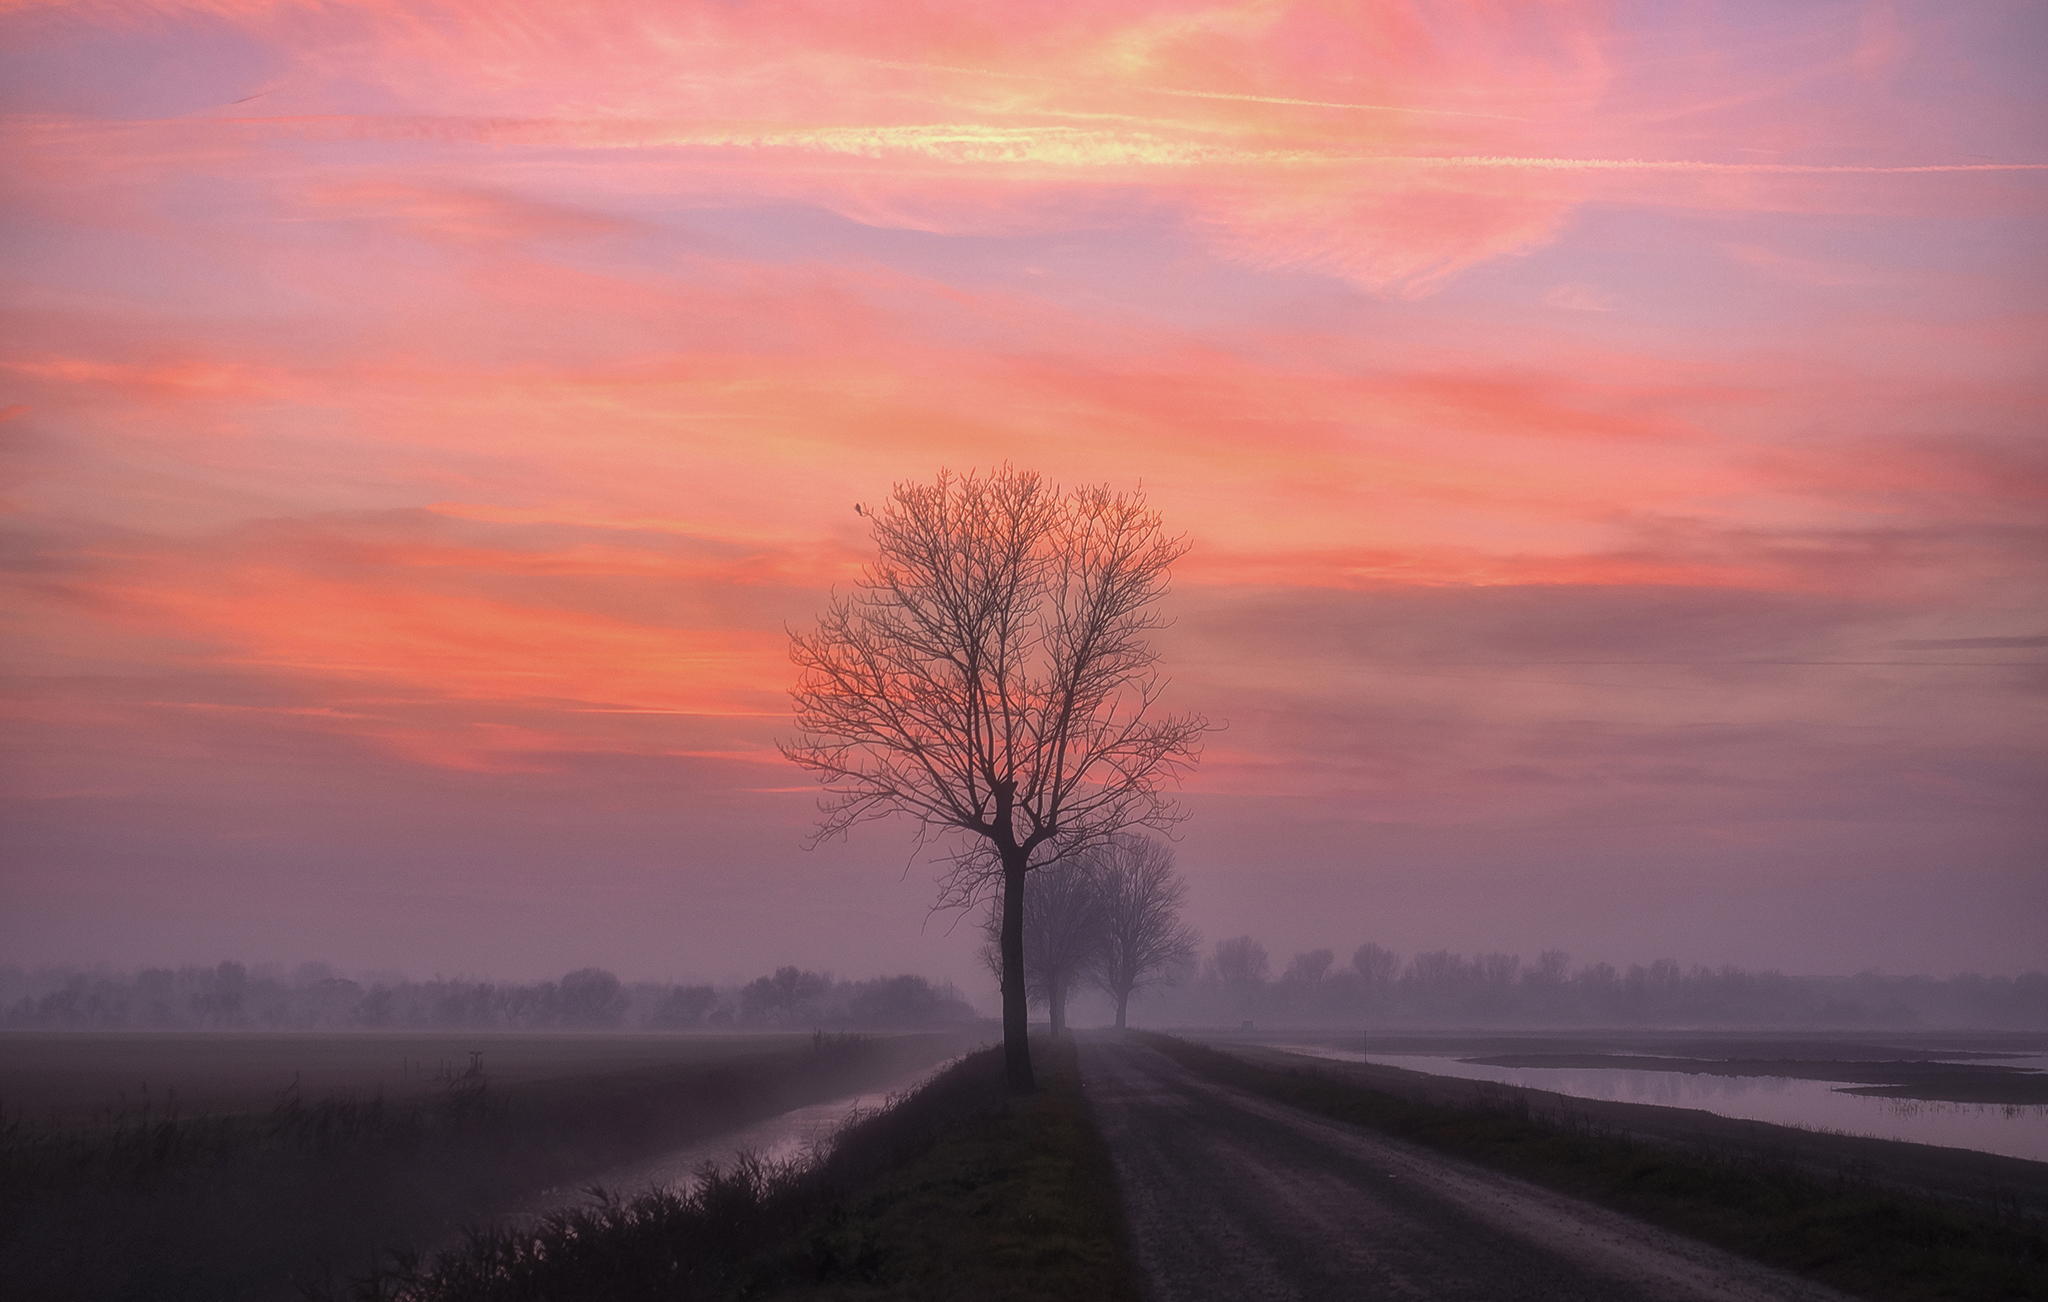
top-left (1000, 849), bottom-right (1035, 1092)
top-left (1049, 977), bottom-right (1065, 1039)
top-left (1114, 986), bottom-right (1129, 1030)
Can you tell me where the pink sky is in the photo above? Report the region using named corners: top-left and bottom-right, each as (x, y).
top-left (3, 0), bottom-right (2043, 995)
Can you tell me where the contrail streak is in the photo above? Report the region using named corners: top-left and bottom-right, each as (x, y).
top-left (1399, 154), bottom-right (2048, 173)
top-left (94, 114), bottom-right (2048, 174)
top-left (867, 58), bottom-right (1526, 120)
top-left (1143, 86), bottom-right (1525, 121)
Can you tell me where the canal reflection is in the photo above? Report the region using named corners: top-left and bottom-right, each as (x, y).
top-left (528, 1053), bottom-right (969, 1213)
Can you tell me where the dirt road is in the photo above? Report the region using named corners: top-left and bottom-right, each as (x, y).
top-left (1079, 1036), bottom-right (1856, 1302)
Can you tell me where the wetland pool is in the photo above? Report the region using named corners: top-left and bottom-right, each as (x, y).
top-left (1263, 1044), bottom-right (2048, 1162)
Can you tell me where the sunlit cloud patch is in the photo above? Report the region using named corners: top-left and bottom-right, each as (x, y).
top-left (1, 0), bottom-right (2042, 978)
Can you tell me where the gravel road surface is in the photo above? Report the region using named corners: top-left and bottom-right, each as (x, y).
top-left (1080, 1036), bottom-right (1857, 1302)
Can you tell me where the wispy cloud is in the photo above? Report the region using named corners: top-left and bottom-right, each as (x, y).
top-left (1891, 635), bottom-right (2048, 650)
top-left (53, 113), bottom-right (2043, 176)
top-left (5, 0), bottom-right (2044, 976)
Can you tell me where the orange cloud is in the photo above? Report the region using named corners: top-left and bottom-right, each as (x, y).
top-left (3, 0), bottom-right (2041, 891)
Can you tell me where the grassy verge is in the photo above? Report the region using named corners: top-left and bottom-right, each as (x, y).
top-left (1143, 1032), bottom-right (2048, 1302)
top-left (758, 1034), bottom-right (1139, 1301)
top-left (328, 1037), bottom-right (1140, 1302)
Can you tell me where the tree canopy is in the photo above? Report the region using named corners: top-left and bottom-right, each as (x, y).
top-left (1090, 834), bottom-right (1200, 1029)
top-left (784, 466), bottom-right (1205, 1089)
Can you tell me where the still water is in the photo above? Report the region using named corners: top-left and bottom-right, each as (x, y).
top-left (531, 1054), bottom-right (967, 1212)
top-left (1263, 1045), bottom-right (2048, 1163)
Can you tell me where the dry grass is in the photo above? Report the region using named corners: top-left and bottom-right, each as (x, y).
top-left (758, 1035), bottom-right (1141, 1302)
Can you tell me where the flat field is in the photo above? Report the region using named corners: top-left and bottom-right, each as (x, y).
top-left (0, 1028), bottom-right (982, 1302)
top-left (0, 1029), bottom-right (842, 1123)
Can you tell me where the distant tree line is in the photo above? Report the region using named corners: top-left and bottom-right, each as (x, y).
top-left (0, 961), bottom-right (979, 1032)
top-left (1130, 940), bottom-right (2048, 1029)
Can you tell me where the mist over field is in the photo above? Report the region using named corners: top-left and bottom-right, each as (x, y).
top-left (11, 946), bottom-right (2043, 1035)
top-left (0, 962), bottom-right (979, 1033)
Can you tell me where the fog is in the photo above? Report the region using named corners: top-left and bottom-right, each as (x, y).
top-left (1112, 941), bottom-right (2048, 1031)
top-left (1, 962), bottom-right (978, 1033)
top-left (12, 944), bottom-right (2043, 1034)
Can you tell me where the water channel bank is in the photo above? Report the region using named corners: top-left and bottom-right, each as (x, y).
top-left (523, 1042), bottom-right (983, 1215)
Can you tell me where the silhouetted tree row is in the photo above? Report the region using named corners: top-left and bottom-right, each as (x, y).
top-left (0, 961), bottom-right (978, 1032)
top-left (1132, 940), bottom-right (2048, 1029)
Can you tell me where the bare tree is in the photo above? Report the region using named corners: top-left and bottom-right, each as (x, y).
top-left (1089, 833), bottom-right (1198, 1030)
top-left (1212, 935), bottom-right (1270, 1003)
top-left (558, 967), bottom-right (629, 1026)
top-left (1283, 948), bottom-right (1334, 986)
top-left (1527, 949), bottom-right (1571, 987)
top-left (650, 984), bottom-right (717, 1027)
top-left (784, 467), bottom-right (1207, 1091)
top-left (1351, 942), bottom-right (1399, 987)
top-left (981, 855), bottom-right (1108, 1039)
top-left (738, 965), bottom-right (828, 1024)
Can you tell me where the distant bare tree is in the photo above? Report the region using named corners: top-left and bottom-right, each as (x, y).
top-left (982, 856), bottom-right (1107, 1038)
top-left (1475, 952), bottom-right (1521, 987)
top-left (1089, 834), bottom-right (1198, 1029)
top-left (1407, 950), bottom-right (1469, 990)
top-left (1212, 935), bottom-right (1270, 992)
top-left (558, 967), bottom-right (628, 1027)
top-left (1283, 948), bottom-right (1334, 986)
top-left (1351, 942), bottom-right (1399, 988)
top-left (785, 467), bottom-right (1207, 1091)
top-left (1527, 949), bottom-right (1571, 987)
top-left (739, 965), bottom-right (828, 1024)
top-left (649, 984), bottom-right (717, 1027)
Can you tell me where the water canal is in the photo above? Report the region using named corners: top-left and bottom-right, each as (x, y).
top-left (528, 1050), bottom-right (971, 1212)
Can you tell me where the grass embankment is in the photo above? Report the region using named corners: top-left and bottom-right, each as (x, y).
top-left (0, 1033), bottom-right (961, 1302)
top-left (333, 1037), bottom-right (1139, 1302)
top-left (1145, 1032), bottom-right (2048, 1302)
top-left (763, 1035), bottom-right (1138, 1302)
